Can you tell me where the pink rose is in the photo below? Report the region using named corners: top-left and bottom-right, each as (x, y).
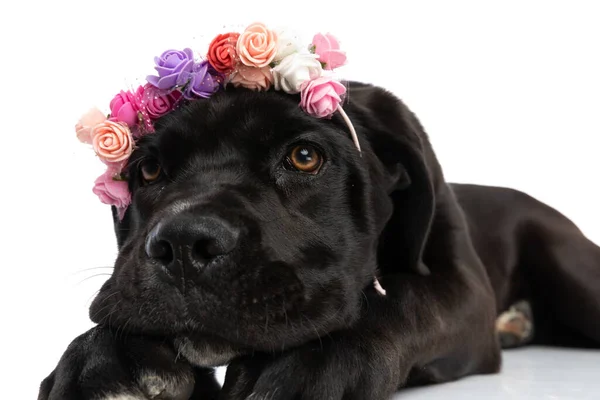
top-left (229, 64), bottom-right (273, 91)
top-left (75, 108), bottom-right (107, 144)
top-left (237, 23), bottom-right (278, 68)
top-left (300, 77), bottom-right (346, 118)
top-left (311, 33), bottom-right (347, 70)
top-left (92, 167), bottom-right (131, 220)
top-left (109, 90), bottom-right (140, 127)
top-left (136, 84), bottom-right (182, 120)
top-left (91, 120), bottom-right (134, 164)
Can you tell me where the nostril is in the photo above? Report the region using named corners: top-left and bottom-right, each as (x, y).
top-left (153, 240), bottom-right (174, 264)
top-left (193, 239), bottom-right (219, 261)
top-left (147, 215), bottom-right (240, 273)
top-left (146, 232), bottom-right (175, 265)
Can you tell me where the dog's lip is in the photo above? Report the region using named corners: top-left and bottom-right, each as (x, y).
top-left (175, 321), bottom-right (260, 351)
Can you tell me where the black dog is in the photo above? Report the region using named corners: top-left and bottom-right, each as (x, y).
top-left (39, 83), bottom-right (600, 400)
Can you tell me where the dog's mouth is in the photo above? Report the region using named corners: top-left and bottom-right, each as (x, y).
top-left (89, 256), bottom-right (356, 353)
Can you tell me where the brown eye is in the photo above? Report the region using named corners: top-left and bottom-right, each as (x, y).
top-left (140, 160), bottom-right (162, 184)
top-left (285, 145), bottom-right (323, 174)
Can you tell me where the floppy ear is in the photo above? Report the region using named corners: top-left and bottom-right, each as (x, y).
top-left (345, 83), bottom-right (440, 276)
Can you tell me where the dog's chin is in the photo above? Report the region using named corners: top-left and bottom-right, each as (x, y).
top-left (173, 333), bottom-right (244, 367)
top-left (89, 259), bottom-right (360, 355)
top-left (89, 291), bottom-right (354, 351)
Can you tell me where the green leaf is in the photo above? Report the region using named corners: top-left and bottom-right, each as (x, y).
top-left (112, 174), bottom-right (128, 182)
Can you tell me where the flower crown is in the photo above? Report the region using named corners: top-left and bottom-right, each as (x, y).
top-left (75, 23), bottom-right (359, 220)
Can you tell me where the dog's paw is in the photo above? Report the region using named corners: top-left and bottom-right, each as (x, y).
top-left (134, 372), bottom-right (193, 399)
top-left (220, 333), bottom-right (399, 400)
top-left (38, 326), bottom-right (219, 400)
top-left (40, 363), bottom-right (195, 400)
top-left (87, 372), bottom-right (194, 400)
top-left (496, 300), bottom-right (534, 348)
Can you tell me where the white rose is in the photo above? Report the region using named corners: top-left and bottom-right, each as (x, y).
top-left (272, 53), bottom-right (323, 94)
top-left (274, 30), bottom-right (302, 61)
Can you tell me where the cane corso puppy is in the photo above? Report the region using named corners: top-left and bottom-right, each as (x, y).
top-left (39, 82), bottom-right (600, 400)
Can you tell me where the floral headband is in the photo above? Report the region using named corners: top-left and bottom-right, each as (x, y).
top-left (75, 23), bottom-right (359, 220)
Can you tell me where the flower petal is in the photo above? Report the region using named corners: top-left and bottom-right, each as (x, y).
top-left (146, 75), bottom-right (160, 87)
top-left (156, 73), bottom-right (180, 90)
top-left (324, 33), bottom-right (340, 48)
top-left (116, 103), bottom-right (138, 126)
top-left (311, 33), bottom-right (330, 54)
top-left (323, 50), bottom-right (347, 70)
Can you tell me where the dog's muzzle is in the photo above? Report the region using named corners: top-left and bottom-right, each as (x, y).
top-left (145, 212), bottom-right (240, 284)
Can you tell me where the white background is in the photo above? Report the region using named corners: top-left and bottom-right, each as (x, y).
top-left (1, 1), bottom-right (599, 398)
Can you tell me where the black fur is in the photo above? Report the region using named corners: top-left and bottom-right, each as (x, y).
top-left (39, 83), bottom-right (600, 399)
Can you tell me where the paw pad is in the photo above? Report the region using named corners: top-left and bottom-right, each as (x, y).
top-left (138, 372), bottom-right (194, 400)
top-left (496, 300), bottom-right (534, 348)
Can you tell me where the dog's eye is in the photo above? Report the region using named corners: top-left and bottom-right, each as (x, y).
top-left (285, 145), bottom-right (323, 174)
top-left (140, 160), bottom-right (162, 184)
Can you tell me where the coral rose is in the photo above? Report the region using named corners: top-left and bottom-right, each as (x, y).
top-left (229, 65), bottom-right (273, 91)
top-left (237, 23), bottom-right (278, 68)
top-left (91, 120), bottom-right (134, 164)
top-left (207, 32), bottom-right (240, 73)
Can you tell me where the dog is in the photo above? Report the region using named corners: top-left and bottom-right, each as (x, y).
top-left (39, 82), bottom-right (600, 400)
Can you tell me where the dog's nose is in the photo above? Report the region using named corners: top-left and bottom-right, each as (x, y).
top-left (145, 214), bottom-right (240, 275)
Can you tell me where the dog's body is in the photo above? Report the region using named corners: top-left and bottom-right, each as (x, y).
top-left (39, 83), bottom-right (600, 400)
top-left (455, 184), bottom-right (600, 349)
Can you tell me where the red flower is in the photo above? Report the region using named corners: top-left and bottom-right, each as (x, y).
top-left (207, 32), bottom-right (240, 74)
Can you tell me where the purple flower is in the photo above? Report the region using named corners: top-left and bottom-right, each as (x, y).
top-left (179, 60), bottom-right (223, 99)
top-left (147, 48), bottom-right (195, 90)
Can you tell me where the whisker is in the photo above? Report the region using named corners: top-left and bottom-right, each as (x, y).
top-left (264, 304), bottom-right (269, 335)
top-left (89, 291), bottom-right (121, 322)
top-left (301, 313), bottom-right (323, 351)
top-left (86, 289), bottom-right (101, 306)
top-left (361, 289), bottom-right (370, 311)
top-left (105, 299), bottom-right (123, 330)
top-left (70, 266), bottom-right (114, 276)
top-left (76, 273), bottom-right (113, 286)
top-left (117, 315), bottom-right (133, 342)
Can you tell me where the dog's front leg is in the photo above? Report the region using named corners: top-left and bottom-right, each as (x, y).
top-left (221, 260), bottom-right (501, 400)
top-left (38, 325), bottom-right (221, 400)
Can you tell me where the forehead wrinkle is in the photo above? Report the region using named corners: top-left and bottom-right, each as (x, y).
top-left (182, 146), bottom-right (247, 176)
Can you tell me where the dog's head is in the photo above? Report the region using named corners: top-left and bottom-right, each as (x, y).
top-left (89, 82), bottom-right (439, 363)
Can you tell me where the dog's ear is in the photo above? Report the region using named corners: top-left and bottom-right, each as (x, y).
top-left (345, 83), bottom-right (440, 276)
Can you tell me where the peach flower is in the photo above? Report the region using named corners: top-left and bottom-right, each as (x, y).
top-left (229, 65), bottom-right (273, 91)
top-left (91, 120), bottom-right (134, 164)
top-left (236, 23), bottom-right (278, 68)
top-left (75, 108), bottom-right (107, 144)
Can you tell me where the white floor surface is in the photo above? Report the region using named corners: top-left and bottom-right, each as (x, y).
top-left (213, 347), bottom-right (600, 399)
top-left (394, 347), bottom-right (600, 399)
